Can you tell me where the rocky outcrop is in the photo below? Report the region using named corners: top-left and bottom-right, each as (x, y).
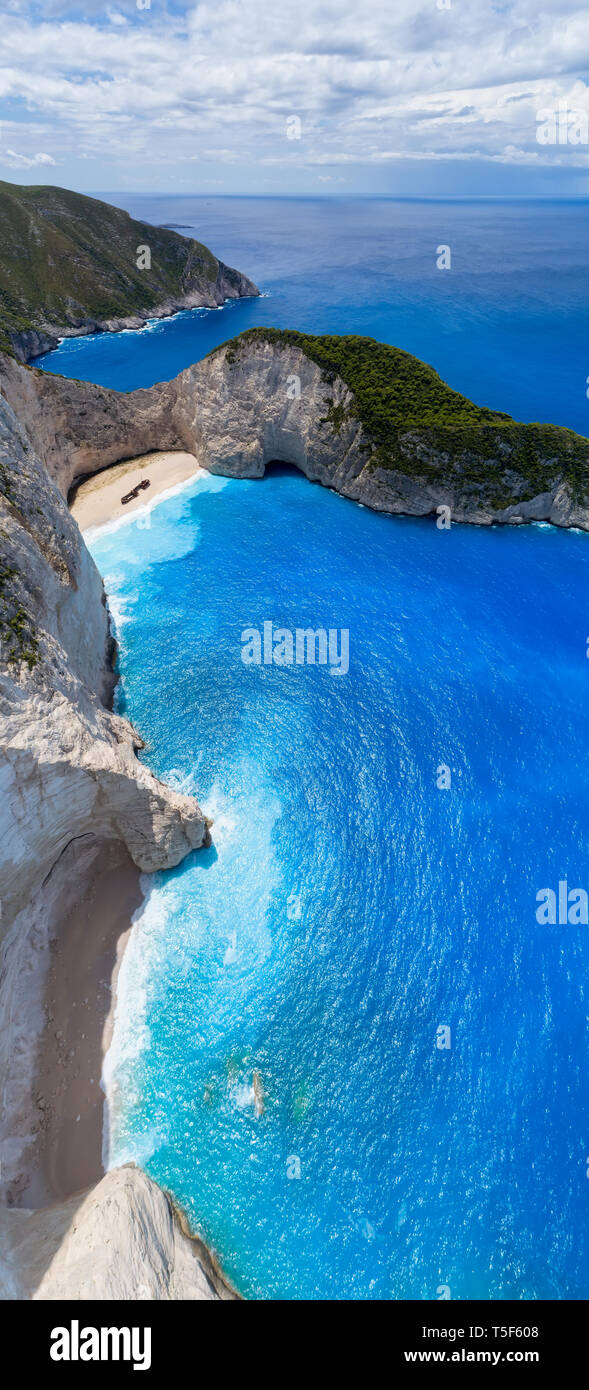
top-left (0, 389), bottom-right (207, 922)
top-left (172, 338), bottom-right (589, 529)
top-left (8, 330), bottom-right (60, 364)
top-left (0, 1166), bottom-right (236, 1300)
top-left (1, 333), bottom-right (587, 528)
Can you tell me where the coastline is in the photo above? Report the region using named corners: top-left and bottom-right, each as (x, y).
top-left (71, 450), bottom-right (203, 531)
top-left (32, 302), bottom-right (229, 364)
top-left (6, 836), bottom-right (240, 1299)
top-left (5, 331), bottom-right (587, 1299)
top-left (12, 274), bottom-right (260, 366)
top-left (9, 450), bottom-right (237, 1294)
top-left (22, 453), bottom-right (196, 1207)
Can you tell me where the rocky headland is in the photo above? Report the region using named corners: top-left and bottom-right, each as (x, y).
top-left (1, 328), bottom-right (587, 527)
top-left (0, 180), bottom-right (259, 362)
top-left (0, 1166), bottom-right (236, 1300)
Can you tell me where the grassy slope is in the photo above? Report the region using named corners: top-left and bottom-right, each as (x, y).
top-left (221, 328), bottom-right (589, 506)
top-left (0, 181), bottom-right (223, 351)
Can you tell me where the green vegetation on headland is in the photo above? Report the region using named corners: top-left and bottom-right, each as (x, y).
top-left (0, 180), bottom-right (255, 357)
top-left (219, 328), bottom-right (589, 506)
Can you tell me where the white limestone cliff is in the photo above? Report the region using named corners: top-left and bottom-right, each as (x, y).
top-left (1, 326), bottom-right (587, 1302)
top-left (0, 1166), bottom-right (236, 1301)
top-left (0, 390), bottom-right (216, 1296)
top-left (1, 336), bottom-right (587, 528)
top-left (0, 389), bottom-right (207, 927)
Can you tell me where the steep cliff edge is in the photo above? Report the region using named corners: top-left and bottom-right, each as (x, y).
top-left (0, 388), bottom-right (207, 923)
top-left (0, 388), bottom-right (208, 1238)
top-left (0, 349), bottom-right (184, 496)
top-left (2, 329), bottom-right (588, 527)
top-left (0, 1167), bottom-right (236, 1301)
top-left (0, 181), bottom-right (258, 361)
top-left (180, 330), bottom-right (589, 528)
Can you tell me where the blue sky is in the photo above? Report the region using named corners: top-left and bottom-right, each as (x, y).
top-left (1, 0), bottom-right (589, 196)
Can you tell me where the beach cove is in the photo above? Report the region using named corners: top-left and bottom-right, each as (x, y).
top-left (83, 460), bottom-right (589, 1300)
top-left (3, 195), bottom-right (589, 1301)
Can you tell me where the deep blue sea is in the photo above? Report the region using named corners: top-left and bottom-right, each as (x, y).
top-left (41, 196), bottom-right (589, 437)
top-left (59, 199), bottom-right (589, 1300)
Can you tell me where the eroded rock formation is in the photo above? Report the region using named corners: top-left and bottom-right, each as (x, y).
top-left (1, 326), bottom-right (588, 1301)
top-left (1, 333), bottom-right (587, 528)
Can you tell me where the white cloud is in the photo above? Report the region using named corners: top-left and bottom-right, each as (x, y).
top-left (1, 148), bottom-right (57, 168)
top-left (0, 2), bottom-right (588, 184)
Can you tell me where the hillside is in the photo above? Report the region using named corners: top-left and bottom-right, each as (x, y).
top-left (0, 181), bottom-right (258, 360)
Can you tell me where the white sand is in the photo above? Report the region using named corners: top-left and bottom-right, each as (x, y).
top-left (70, 451), bottom-right (202, 530)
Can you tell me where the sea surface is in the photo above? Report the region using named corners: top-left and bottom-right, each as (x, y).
top-left (60, 198), bottom-right (589, 1300)
top-left (40, 196), bottom-right (589, 437)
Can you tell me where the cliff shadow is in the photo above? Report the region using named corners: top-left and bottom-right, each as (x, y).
top-left (20, 838), bottom-right (143, 1212)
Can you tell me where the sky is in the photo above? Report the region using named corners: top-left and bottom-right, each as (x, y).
top-left (1, 0), bottom-right (589, 197)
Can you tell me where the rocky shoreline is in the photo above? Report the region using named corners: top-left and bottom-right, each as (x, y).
top-left (0, 180), bottom-right (259, 363)
top-left (0, 378), bottom-right (225, 1297)
top-left (0, 1166), bottom-right (239, 1300)
top-left (9, 261), bottom-right (259, 365)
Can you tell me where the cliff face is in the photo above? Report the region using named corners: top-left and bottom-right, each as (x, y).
top-left (172, 334), bottom-right (589, 528)
top-left (0, 388), bottom-right (206, 922)
top-left (0, 1167), bottom-right (236, 1301)
top-left (0, 351), bottom-right (184, 497)
top-left (0, 388), bottom-right (207, 1208)
top-left (2, 332), bottom-right (588, 528)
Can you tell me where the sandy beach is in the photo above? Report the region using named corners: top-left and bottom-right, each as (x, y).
top-left (23, 842), bottom-right (144, 1209)
top-left (70, 450), bottom-right (202, 530)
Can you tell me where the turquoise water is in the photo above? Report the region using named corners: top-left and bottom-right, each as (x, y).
top-left (90, 467), bottom-right (589, 1301)
top-left (61, 196), bottom-right (589, 1299)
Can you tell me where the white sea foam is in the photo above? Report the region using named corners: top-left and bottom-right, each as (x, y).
top-left (106, 586), bottom-right (139, 631)
top-left (102, 755), bottom-right (284, 1169)
top-left (166, 765), bottom-right (202, 797)
top-left (233, 1081), bottom-right (256, 1111)
top-left (203, 785), bottom-right (238, 842)
top-left (101, 873), bottom-right (158, 1170)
